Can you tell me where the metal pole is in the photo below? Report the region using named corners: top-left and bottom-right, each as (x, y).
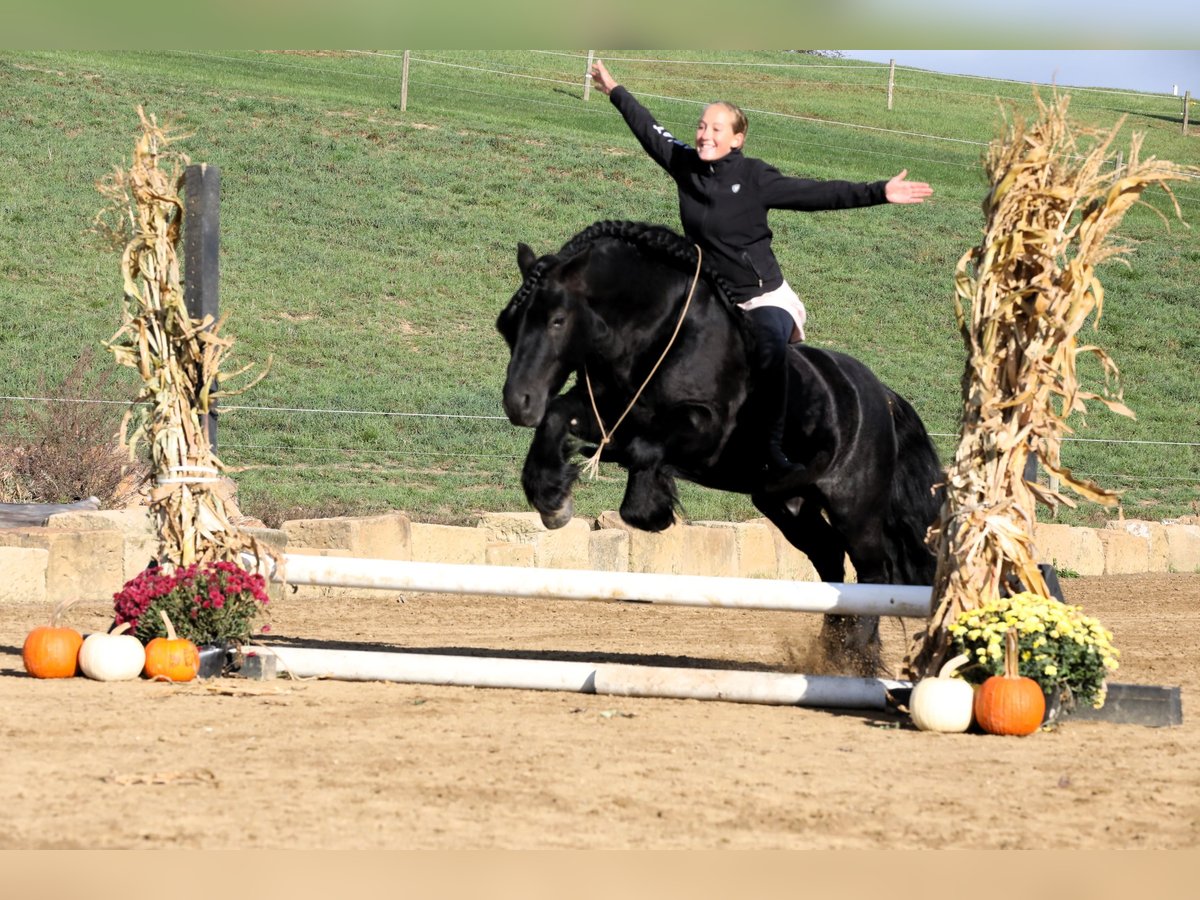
top-left (183, 163), bottom-right (220, 451)
top-left (887, 58), bottom-right (895, 110)
top-left (583, 50), bottom-right (594, 101)
top-left (401, 50), bottom-right (410, 112)
top-left (1185, 91), bottom-right (1191, 136)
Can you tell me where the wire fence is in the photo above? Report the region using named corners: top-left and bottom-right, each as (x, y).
top-left (401, 51), bottom-right (1196, 156)
top-left (157, 48), bottom-right (1198, 192)
top-left (388, 49), bottom-right (1200, 204)
top-left (3, 394), bottom-right (1197, 491)
top-left (95, 49), bottom-right (1200, 209)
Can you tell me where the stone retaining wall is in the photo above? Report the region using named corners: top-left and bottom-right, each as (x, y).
top-left (1, 508), bottom-right (1197, 606)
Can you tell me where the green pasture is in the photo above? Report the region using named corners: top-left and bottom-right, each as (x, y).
top-left (0, 49), bottom-right (1196, 526)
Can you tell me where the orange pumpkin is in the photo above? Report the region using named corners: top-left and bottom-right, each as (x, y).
top-left (143, 611), bottom-right (200, 682)
top-left (974, 628), bottom-right (1045, 736)
top-left (22, 600), bottom-right (84, 679)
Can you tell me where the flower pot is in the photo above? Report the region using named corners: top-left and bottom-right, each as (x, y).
top-left (197, 643), bottom-right (236, 679)
top-left (1042, 683), bottom-right (1075, 726)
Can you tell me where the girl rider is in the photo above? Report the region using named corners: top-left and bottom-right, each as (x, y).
top-left (589, 59), bottom-right (933, 493)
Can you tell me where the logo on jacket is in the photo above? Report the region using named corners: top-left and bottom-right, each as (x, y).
top-left (731, 184), bottom-right (741, 193)
top-left (653, 124), bottom-right (682, 145)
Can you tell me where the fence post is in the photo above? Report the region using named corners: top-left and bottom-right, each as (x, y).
top-left (183, 163), bottom-right (220, 451)
top-left (1022, 446), bottom-right (1063, 519)
top-left (401, 50), bottom-right (410, 112)
top-left (887, 58), bottom-right (895, 110)
top-left (1023, 448), bottom-right (1038, 487)
top-left (584, 50), bottom-right (594, 101)
top-left (1185, 91), bottom-right (1191, 136)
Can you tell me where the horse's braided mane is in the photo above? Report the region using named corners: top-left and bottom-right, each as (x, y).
top-left (506, 221), bottom-right (747, 339)
top-left (557, 220), bottom-right (738, 307)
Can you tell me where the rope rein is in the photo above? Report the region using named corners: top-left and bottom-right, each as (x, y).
top-left (580, 245), bottom-right (703, 481)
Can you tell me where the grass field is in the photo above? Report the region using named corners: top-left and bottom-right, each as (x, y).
top-left (1, 49), bottom-right (1196, 526)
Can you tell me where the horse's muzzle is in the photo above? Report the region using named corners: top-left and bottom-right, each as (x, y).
top-left (502, 384), bottom-right (545, 428)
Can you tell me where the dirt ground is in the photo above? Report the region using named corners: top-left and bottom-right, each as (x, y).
top-left (1, 573), bottom-right (1197, 849)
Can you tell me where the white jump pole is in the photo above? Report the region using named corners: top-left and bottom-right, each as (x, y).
top-left (254, 553), bottom-right (932, 618)
top-left (246, 645), bottom-right (910, 710)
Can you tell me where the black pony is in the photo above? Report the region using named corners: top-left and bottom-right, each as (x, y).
top-left (496, 221), bottom-right (943, 671)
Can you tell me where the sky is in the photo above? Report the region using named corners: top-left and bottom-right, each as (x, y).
top-left (6, 0), bottom-right (1200, 50)
top-left (840, 50), bottom-right (1199, 97)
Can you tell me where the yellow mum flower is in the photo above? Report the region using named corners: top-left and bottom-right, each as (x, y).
top-left (949, 592), bottom-right (1116, 707)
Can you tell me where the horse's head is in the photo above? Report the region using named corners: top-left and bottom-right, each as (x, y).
top-left (497, 241), bottom-right (606, 427)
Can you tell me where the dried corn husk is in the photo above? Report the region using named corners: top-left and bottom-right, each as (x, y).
top-left (906, 92), bottom-right (1196, 679)
top-left (96, 107), bottom-right (272, 570)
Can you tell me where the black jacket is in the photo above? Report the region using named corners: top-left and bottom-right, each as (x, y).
top-left (610, 86), bottom-right (888, 301)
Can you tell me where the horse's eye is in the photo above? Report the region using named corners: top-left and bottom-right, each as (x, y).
top-left (550, 315), bottom-right (566, 328)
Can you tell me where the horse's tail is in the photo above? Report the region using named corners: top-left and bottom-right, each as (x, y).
top-left (885, 390), bottom-right (946, 585)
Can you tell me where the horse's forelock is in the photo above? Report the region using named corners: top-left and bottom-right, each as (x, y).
top-left (505, 253), bottom-right (557, 316)
top-left (498, 254), bottom-right (543, 345)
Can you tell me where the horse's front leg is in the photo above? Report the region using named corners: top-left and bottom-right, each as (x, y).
top-left (617, 436), bottom-right (678, 533)
top-left (521, 392), bottom-right (593, 530)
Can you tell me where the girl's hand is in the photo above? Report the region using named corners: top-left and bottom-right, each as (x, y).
top-left (885, 169), bottom-right (934, 204)
top-left (590, 60), bottom-right (619, 96)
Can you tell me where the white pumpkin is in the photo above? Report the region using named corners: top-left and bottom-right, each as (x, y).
top-left (78, 623), bottom-right (146, 682)
top-left (910, 653), bottom-right (975, 733)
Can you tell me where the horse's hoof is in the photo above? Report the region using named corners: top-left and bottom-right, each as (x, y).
top-left (818, 617), bottom-right (883, 677)
top-left (539, 499), bottom-right (574, 530)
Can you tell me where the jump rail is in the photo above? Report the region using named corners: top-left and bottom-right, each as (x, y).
top-left (246, 645), bottom-right (912, 710)
top-left (250, 553), bottom-right (934, 618)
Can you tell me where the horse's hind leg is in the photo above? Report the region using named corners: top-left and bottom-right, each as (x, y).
top-left (753, 494), bottom-right (882, 676)
top-left (822, 514), bottom-right (897, 676)
top-left (753, 492), bottom-right (847, 581)
top-left (521, 394), bottom-right (590, 529)
top-left (819, 616), bottom-right (882, 677)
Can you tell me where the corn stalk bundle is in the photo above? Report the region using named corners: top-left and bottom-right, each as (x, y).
top-left (96, 107), bottom-right (270, 570)
top-left (906, 92), bottom-right (1194, 679)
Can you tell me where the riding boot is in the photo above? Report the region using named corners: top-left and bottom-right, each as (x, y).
top-left (759, 371), bottom-right (809, 495)
top-left (747, 305), bottom-right (808, 495)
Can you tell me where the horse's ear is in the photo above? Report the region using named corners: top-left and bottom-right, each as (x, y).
top-left (517, 243), bottom-right (538, 278)
top-left (559, 245), bottom-right (592, 294)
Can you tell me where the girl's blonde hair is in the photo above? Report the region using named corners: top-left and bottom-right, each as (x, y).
top-left (704, 101), bottom-right (748, 136)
